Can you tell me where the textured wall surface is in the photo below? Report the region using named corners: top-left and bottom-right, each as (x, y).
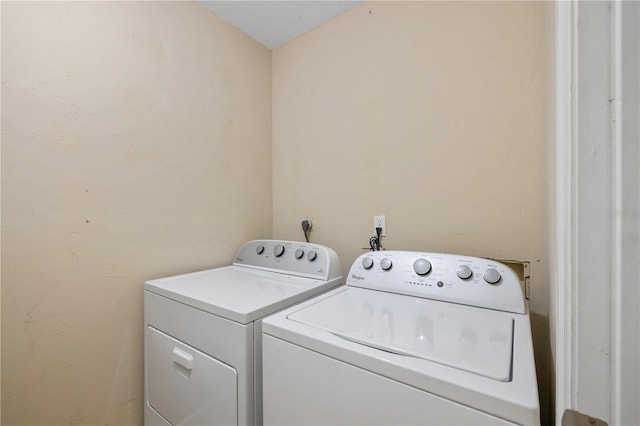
top-left (273, 1), bottom-right (549, 309)
top-left (1, 2), bottom-right (272, 424)
top-left (272, 1), bottom-right (551, 421)
top-left (2, 0), bottom-right (553, 424)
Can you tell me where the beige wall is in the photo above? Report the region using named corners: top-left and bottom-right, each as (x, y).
top-left (2, 0), bottom-right (553, 424)
top-left (273, 0), bottom-right (548, 311)
top-left (273, 1), bottom-right (550, 420)
top-left (1, 1), bottom-right (271, 424)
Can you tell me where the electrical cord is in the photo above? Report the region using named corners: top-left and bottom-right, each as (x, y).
top-left (369, 227), bottom-right (383, 251)
top-left (301, 219), bottom-right (312, 242)
top-left (369, 236), bottom-right (380, 251)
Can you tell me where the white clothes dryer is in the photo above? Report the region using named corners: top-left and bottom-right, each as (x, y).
top-left (144, 240), bottom-right (342, 426)
top-left (262, 250), bottom-right (539, 425)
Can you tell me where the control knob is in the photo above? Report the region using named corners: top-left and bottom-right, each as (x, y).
top-left (413, 258), bottom-right (432, 275)
top-left (274, 244), bottom-right (285, 257)
top-left (362, 257), bottom-right (374, 270)
top-left (483, 269), bottom-right (501, 284)
top-left (295, 249), bottom-right (304, 259)
top-left (380, 258), bottom-right (393, 271)
top-left (256, 245), bottom-right (265, 255)
top-left (457, 265), bottom-right (473, 280)
top-left (307, 250), bottom-right (317, 261)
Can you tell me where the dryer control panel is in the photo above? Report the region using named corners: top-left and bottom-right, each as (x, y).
top-left (347, 251), bottom-right (525, 314)
top-left (234, 240), bottom-right (341, 282)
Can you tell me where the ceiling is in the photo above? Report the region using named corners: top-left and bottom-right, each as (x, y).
top-left (199, 1), bottom-right (362, 49)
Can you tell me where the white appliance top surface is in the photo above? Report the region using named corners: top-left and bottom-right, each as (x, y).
top-left (287, 286), bottom-right (514, 381)
top-left (145, 265), bottom-right (337, 324)
top-left (262, 250), bottom-right (538, 424)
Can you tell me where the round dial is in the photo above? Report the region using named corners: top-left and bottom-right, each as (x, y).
top-left (483, 268), bottom-right (501, 284)
top-left (274, 244), bottom-right (285, 257)
top-left (362, 257), bottom-right (374, 270)
top-left (256, 245), bottom-right (265, 255)
top-left (307, 250), bottom-right (317, 261)
top-left (380, 258), bottom-right (393, 271)
top-left (457, 265), bottom-right (473, 280)
top-left (413, 258), bottom-right (432, 275)
top-left (295, 249), bottom-right (304, 259)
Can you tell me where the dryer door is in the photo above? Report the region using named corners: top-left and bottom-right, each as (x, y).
top-left (146, 326), bottom-right (237, 425)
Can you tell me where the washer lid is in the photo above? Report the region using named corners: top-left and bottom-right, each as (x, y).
top-left (288, 287), bottom-right (514, 382)
top-left (145, 266), bottom-right (334, 324)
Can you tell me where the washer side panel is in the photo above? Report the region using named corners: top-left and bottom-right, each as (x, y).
top-left (262, 335), bottom-right (516, 426)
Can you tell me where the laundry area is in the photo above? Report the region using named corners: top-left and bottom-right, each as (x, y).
top-left (2, 1), bottom-right (638, 426)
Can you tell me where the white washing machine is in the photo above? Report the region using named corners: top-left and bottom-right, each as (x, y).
top-left (262, 250), bottom-right (540, 425)
top-left (144, 240), bottom-right (342, 426)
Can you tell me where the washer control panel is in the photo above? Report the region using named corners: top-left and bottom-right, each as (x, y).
top-left (234, 240), bottom-right (341, 281)
top-left (347, 251), bottom-right (525, 314)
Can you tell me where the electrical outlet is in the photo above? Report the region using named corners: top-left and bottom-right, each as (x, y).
top-left (374, 215), bottom-right (386, 237)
